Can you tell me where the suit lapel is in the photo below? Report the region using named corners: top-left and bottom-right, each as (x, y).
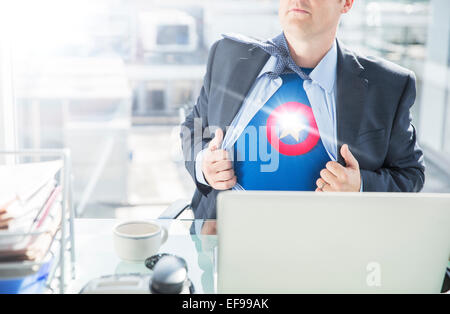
top-left (335, 40), bottom-right (368, 165)
top-left (218, 47), bottom-right (270, 131)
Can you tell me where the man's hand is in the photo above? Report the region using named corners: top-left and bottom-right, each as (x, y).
top-left (316, 144), bottom-right (361, 192)
top-left (201, 221), bottom-right (217, 235)
top-left (202, 129), bottom-right (237, 190)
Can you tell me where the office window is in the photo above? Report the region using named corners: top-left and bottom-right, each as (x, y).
top-left (157, 25), bottom-right (191, 46)
top-left (2, 0), bottom-right (449, 220)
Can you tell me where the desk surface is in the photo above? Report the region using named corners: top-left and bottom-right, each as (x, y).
top-left (68, 219), bottom-right (217, 294)
top-left (69, 218), bottom-right (450, 294)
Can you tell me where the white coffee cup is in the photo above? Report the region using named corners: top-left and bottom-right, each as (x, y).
top-left (113, 221), bottom-right (168, 262)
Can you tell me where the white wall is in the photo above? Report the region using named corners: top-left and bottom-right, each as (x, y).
top-left (0, 2), bottom-right (16, 154)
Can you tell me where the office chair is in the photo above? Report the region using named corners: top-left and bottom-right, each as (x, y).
top-left (443, 269), bottom-right (450, 293)
top-left (157, 104), bottom-right (197, 220)
top-left (158, 199), bottom-right (192, 219)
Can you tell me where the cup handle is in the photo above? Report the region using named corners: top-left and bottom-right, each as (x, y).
top-left (160, 225), bottom-right (168, 245)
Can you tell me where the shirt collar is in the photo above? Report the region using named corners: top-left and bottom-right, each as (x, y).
top-left (257, 36), bottom-right (338, 93)
top-left (309, 40), bottom-right (338, 93)
top-left (257, 55), bottom-right (278, 79)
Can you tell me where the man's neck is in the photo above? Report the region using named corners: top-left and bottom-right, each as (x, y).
top-left (284, 31), bottom-right (336, 69)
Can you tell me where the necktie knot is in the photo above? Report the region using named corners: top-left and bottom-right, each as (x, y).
top-left (253, 34), bottom-right (311, 81)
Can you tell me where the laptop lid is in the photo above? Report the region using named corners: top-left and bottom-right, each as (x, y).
top-left (217, 192), bottom-right (450, 293)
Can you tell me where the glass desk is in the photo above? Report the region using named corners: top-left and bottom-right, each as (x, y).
top-left (68, 219), bottom-right (217, 294)
top-left (68, 219), bottom-right (450, 294)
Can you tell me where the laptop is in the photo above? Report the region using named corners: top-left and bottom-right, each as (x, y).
top-left (216, 192), bottom-right (450, 293)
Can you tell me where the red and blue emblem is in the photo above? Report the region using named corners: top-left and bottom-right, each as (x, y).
top-left (266, 102), bottom-right (320, 156)
top-left (233, 72), bottom-right (330, 191)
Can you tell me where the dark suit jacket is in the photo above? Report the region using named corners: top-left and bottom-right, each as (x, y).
top-left (180, 37), bottom-right (425, 219)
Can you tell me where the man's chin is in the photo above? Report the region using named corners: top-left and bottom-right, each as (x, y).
top-left (285, 15), bottom-right (313, 26)
top-left (284, 23), bottom-right (313, 39)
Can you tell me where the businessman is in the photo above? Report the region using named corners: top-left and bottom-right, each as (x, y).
top-left (181, 0), bottom-right (425, 219)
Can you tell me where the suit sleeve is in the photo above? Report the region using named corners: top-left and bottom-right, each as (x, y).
top-left (180, 40), bottom-right (220, 197)
top-left (360, 72), bottom-right (425, 192)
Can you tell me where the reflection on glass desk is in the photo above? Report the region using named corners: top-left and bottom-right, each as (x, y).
top-left (68, 219), bottom-right (217, 294)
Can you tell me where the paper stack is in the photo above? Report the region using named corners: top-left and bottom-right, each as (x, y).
top-left (0, 161), bottom-right (63, 294)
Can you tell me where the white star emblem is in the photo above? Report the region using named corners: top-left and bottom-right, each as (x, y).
top-left (278, 112), bottom-right (305, 143)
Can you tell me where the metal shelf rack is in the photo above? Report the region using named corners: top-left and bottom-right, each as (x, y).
top-left (0, 149), bottom-right (75, 294)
